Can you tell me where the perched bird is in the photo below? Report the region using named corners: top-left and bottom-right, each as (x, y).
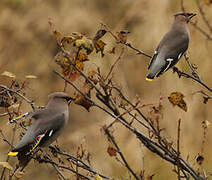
top-left (8, 92), bottom-right (75, 164)
top-left (146, 12), bottom-right (196, 81)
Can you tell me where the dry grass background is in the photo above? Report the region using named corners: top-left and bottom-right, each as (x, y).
top-left (0, 0), bottom-right (212, 179)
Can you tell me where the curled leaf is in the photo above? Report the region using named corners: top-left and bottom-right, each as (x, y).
top-left (168, 92), bottom-right (187, 112)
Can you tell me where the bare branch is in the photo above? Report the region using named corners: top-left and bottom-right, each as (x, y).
top-left (104, 127), bottom-right (140, 180)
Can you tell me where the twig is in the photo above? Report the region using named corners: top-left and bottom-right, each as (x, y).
top-left (0, 85), bottom-right (35, 109)
top-left (190, 21), bottom-right (212, 41)
top-left (173, 67), bottom-right (212, 92)
top-left (37, 157), bottom-right (91, 180)
top-left (104, 47), bottom-right (125, 81)
top-left (177, 119), bottom-right (181, 180)
top-left (196, 0), bottom-right (212, 33)
top-left (104, 128), bottom-right (139, 180)
top-left (49, 146), bottom-right (110, 179)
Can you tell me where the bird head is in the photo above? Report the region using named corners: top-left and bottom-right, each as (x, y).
top-left (48, 92), bottom-right (75, 105)
top-left (174, 12), bottom-right (196, 23)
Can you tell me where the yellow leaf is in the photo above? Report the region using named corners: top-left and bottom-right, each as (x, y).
top-left (0, 162), bottom-right (13, 171)
top-left (76, 60), bottom-right (84, 71)
top-left (75, 36), bottom-right (94, 55)
top-left (25, 75), bottom-right (37, 79)
top-left (96, 174), bottom-right (103, 180)
top-left (168, 92), bottom-right (187, 112)
top-left (1, 71), bottom-right (16, 78)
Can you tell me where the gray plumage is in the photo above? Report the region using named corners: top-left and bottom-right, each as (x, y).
top-left (8, 92), bottom-right (74, 157)
top-left (146, 12), bottom-right (196, 81)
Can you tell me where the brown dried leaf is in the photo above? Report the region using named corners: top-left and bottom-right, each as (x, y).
top-left (196, 155), bottom-right (204, 165)
top-left (55, 51), bottom-right (84, 82)
top-left (74, 81), bottom-right (93, 111)
top-left (107, 146), bottom-right (117, 157)
top-left (94, 39), bottom-right (106, 57)
top-left (0, 162), bottom-right (13, 171)
top-left (168, 92), bottom-right (187, 112)
top-left (69, 71), bottom-right (80, 82)
top-left (116, 30), bottom-right (130, 43)
top-left (93, 29), bottom-right (107, 42)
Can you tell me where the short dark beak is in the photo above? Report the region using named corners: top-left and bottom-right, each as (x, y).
top-left (67, 97), bottom-right (75, 105)
top-left (188, 13), bottom-right (196, 19)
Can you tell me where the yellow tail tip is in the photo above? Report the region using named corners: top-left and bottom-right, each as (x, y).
top-left (146, 77), bottom-right (153, 82)
top-left (8, 151), bottom-right (18, 156)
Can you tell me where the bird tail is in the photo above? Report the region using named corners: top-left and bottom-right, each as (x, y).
top-left (8, 151), bottom-right (18, 156)
top-left (146, 73), bottom-right (155, 82)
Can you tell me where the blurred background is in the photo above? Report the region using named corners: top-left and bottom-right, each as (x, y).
top-left (0, 0), bottom-right (212, 179)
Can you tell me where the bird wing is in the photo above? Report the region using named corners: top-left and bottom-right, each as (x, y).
top-left (148, 47), bottom-right (159, 69)
top-left (154, 30), bottom-right (189, 77)
top-left (12, 111), bottom-right (66, 154)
